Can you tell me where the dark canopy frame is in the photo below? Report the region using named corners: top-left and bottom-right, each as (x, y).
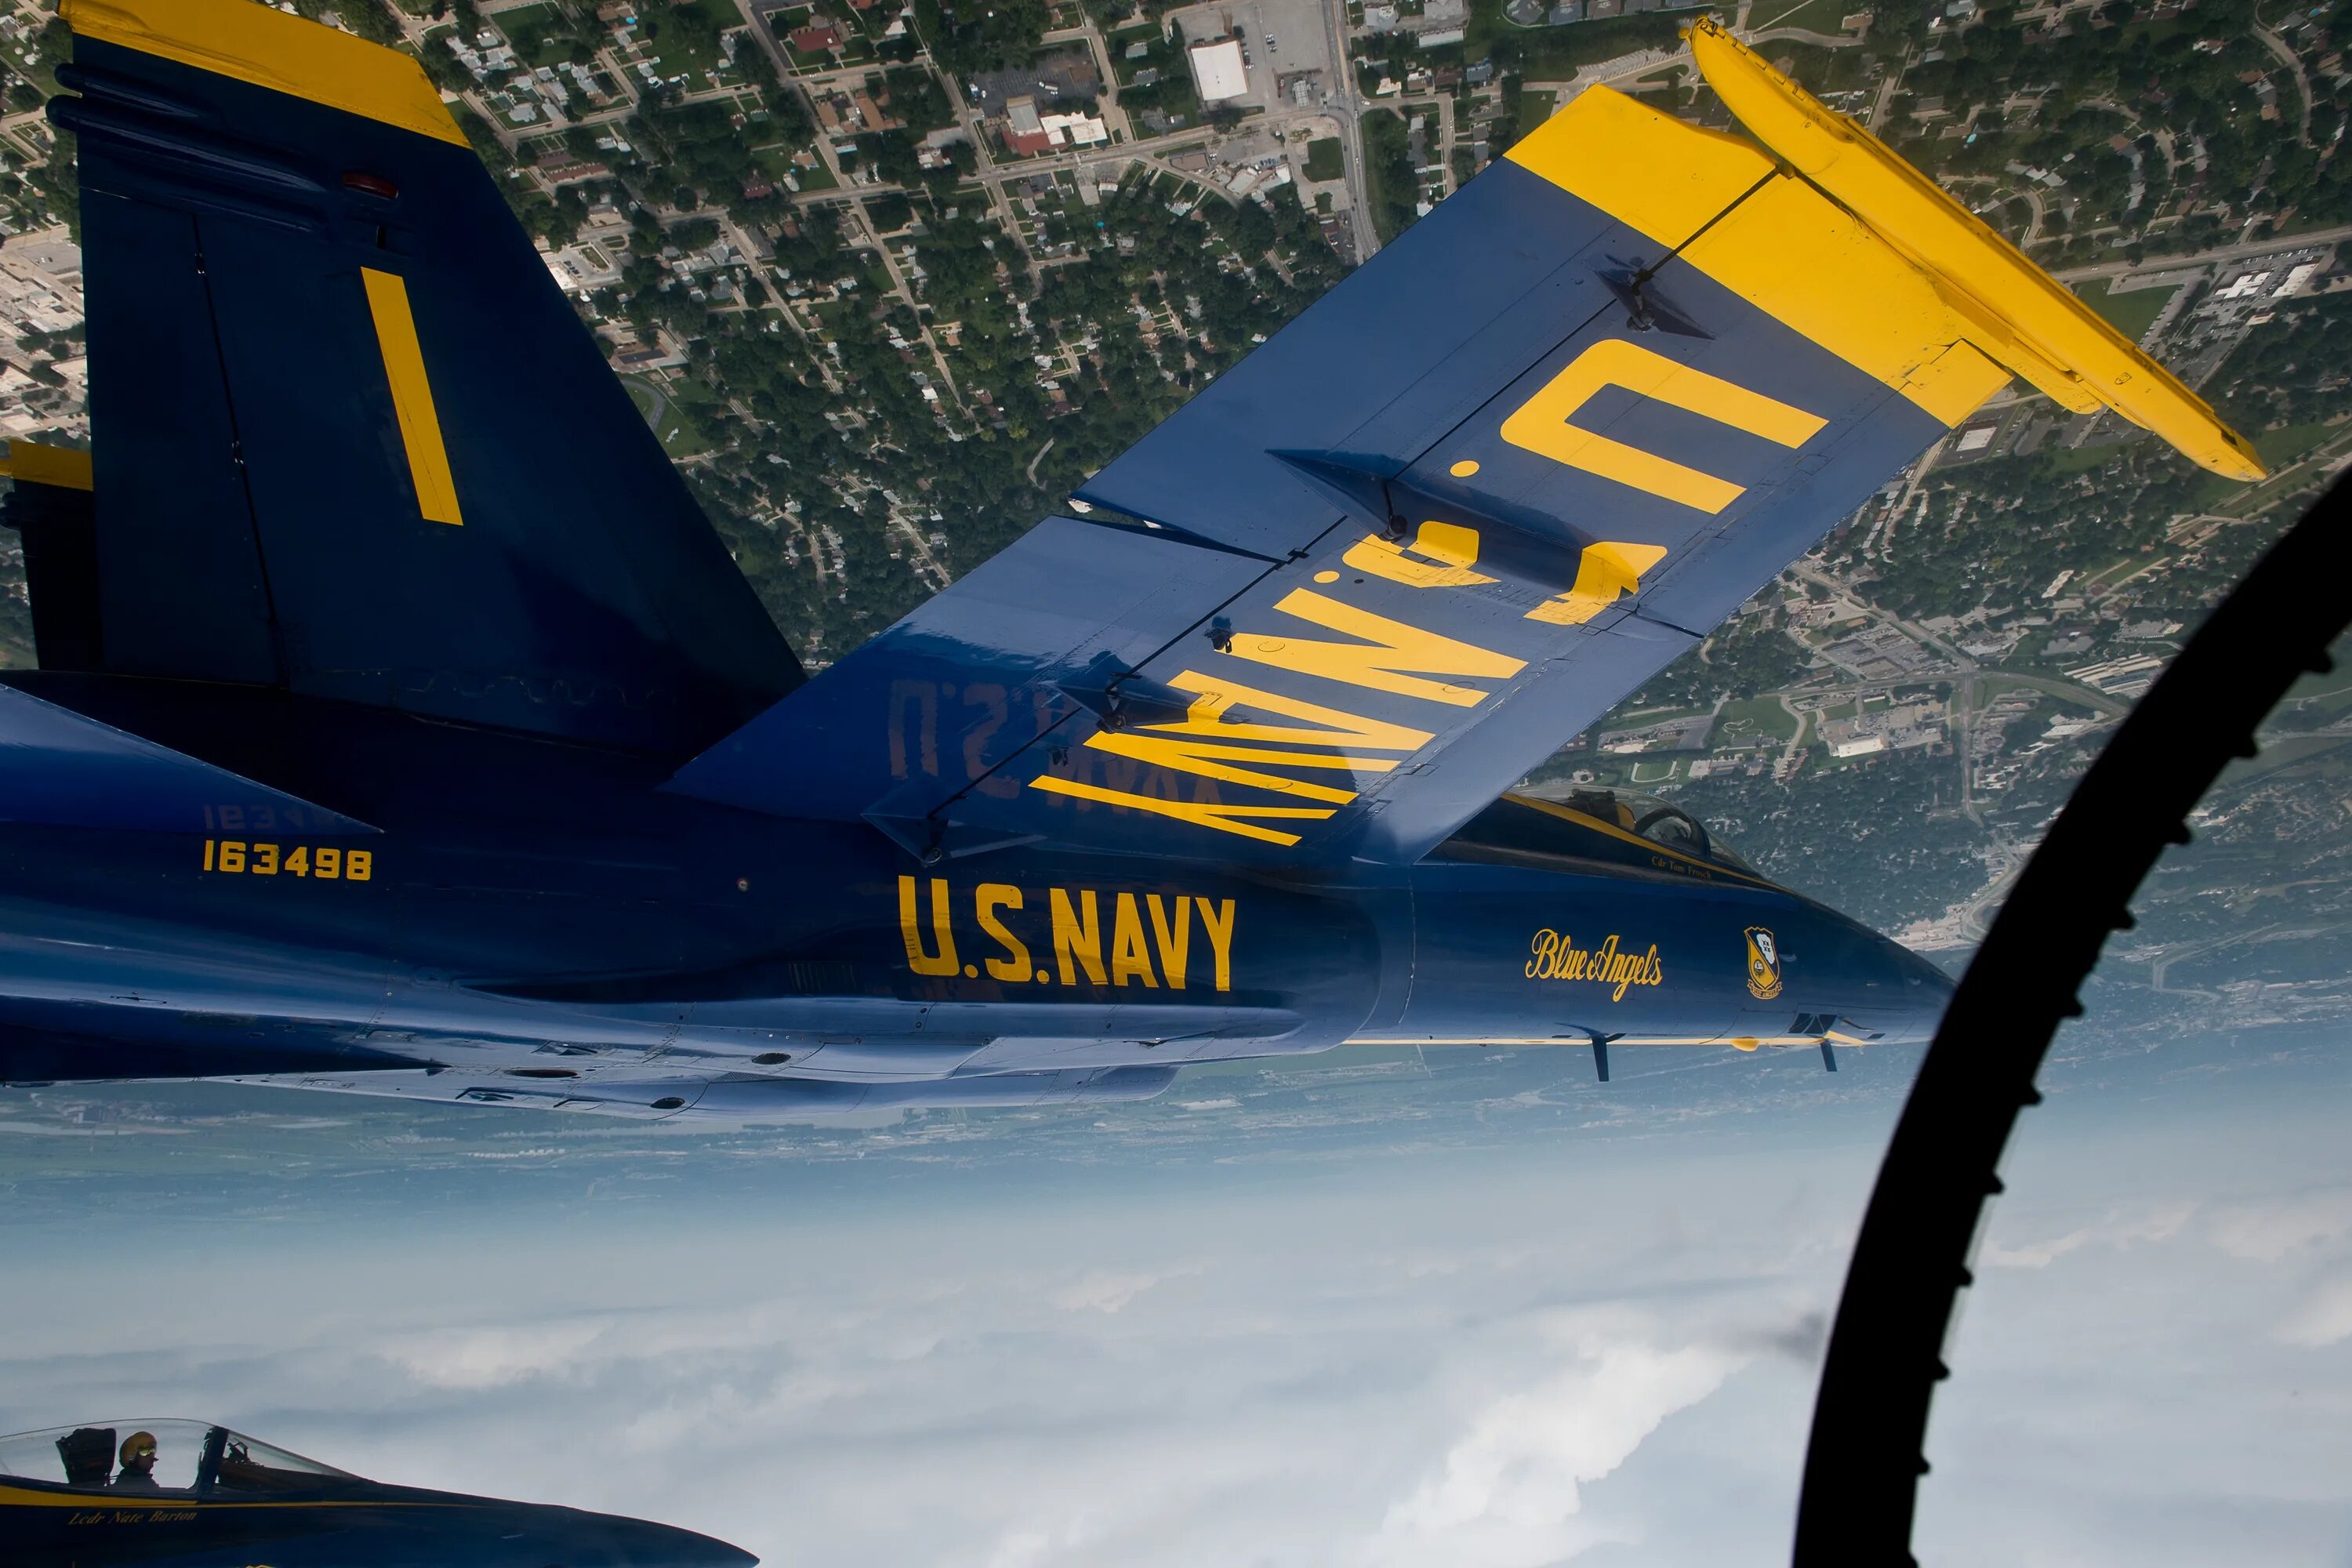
top-left (1791, 473), bottom-right (2352, 1563)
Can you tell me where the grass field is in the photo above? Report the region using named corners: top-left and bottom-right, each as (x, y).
top-left (1716, 695), bottom-right (1799, 742)
top-left (2288, 659), bottom-right (2352, 719)
top-left (641, 0), bottom-right (748, 81)
top-left (622, 376), bottom-right (713, 458)
top-left (2040, 440), bottom-right (2129, 477)
top-left (1303, 137), bottom-right (1343, 182)
top-left (760, 147), bottom-right (840, 191)
top-left (1747, 0), bottom-right (1854, 33)
top-left (2212, 732), bottom-right (2352, 793)
top-left (2073, 278), bottom-right (2178, 343)
top-left (2186, 421), bottom-right (2342, 509)
top-left (2253, 422), bottom-right (2336, 466)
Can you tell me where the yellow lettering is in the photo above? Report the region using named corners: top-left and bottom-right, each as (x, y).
top-left (1051, 887), bottom-right (1109, 986)
top-left (1524, 931), bottom-right (1665, 997)
top-left (1342, 521), bottom-right (1498, 589)
top-left (1525, 540), bottom-right (1672, 626)
top-left (1196, 896), bottom-right (1236, 993)
top-left (976, 883), bottom-right (1030, 982)
top-left (1083, 731), bottom-right (1369, 803)
top-left (1224, 589), bottom-right (1526, 706)
top-left (1110, 892), bottom-right (1158, 988)
top-left (1029, 775), bottom-right (1335, 846)
top-left (1146, 894), bottom-right (1192, 990)
top-left (284, 844), bottom-right (310, 877)
top-left (897, 875), bottom-right (960, 977)
top-left (1500, 338), bottom-right (1827, 513)
top-left (1150, 671), bottom-right (1436, 752)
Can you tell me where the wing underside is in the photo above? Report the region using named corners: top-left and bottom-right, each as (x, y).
top-left (669, 32), bottom-right (2255, 866)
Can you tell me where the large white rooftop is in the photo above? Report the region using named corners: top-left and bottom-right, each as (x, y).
top-left (1188, 38), bottom-right (1248, 103)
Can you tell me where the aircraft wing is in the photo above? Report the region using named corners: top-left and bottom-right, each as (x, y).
top-left (670, 21), bottom-right (2255, 866)
top-left (35, 0), bottom-right (800, 757)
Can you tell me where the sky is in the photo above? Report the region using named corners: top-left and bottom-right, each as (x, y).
top-left (5, 1021), bottom-right (2350, 1568)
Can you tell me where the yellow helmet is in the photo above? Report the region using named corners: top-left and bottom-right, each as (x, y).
top-left (120, 1432), bottom-right (158, 1465)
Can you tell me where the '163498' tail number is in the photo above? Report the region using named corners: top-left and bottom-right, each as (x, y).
top-left (201, 840), bottom-right (373, 882)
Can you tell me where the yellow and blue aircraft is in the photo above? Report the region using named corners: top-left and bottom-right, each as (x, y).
top-left (0, 1417), bottom-right (753, 1566)
top-left (0, 2), bottom-right (2258, 1116)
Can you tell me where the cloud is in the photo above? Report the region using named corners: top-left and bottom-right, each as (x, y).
top-left (1051, 1265), bottom-right (1198, 1315)
top-left (1363, 1312), bottom-right (1747, 1568)
top-left (379, 1318), bottom-right (619, 1390)
top-left (1980, 1202), bottom-right (2194, 1269)
top-left (2274, 1268), bottom-right (2352, 1346)
top-left (2206, 1188), bottom-right (2352, 1262)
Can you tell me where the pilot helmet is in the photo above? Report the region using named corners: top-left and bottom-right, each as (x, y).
top-left (120, 1432), bottom-right (158, 1467)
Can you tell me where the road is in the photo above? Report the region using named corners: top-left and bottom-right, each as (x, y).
top-left (2053, 223), bottom-right (2352, 284)
top-left (1787, 560), bottom-right (1985, 673)
top-left (2254, 24), bottom-right (2316, 147)
top-left (1316, 0), bottom-right (1379, 261)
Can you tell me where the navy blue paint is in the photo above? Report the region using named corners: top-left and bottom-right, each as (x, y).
top-left (77, 188), bottom-right (281, 685)
top-left (0, 35), bottom-right (1967, 1117)
top-left (58, 40), bottom-right (801, 757)
top-left (682, 166), bottom-right (1947, 866)
top-left (0, 681), bottom-right (373, 835)
top-left (669, 517), bottom-right (1267, 826)
top-left (0, 679), bottom-right (1947, 1118)
top-left (0, 1421), bottom-right (750, 1566)
top-left (1072, 161), bottom-right (1629, 554)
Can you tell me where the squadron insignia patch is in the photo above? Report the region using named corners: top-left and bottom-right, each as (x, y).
top-left (1744, 927), bottom-right (1784, 1001)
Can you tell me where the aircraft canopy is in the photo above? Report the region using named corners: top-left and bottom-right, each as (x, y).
top-left (1442, 788), bottom-right (1768, 887)
top-left (0, 1419), bottom-right (354, 1494)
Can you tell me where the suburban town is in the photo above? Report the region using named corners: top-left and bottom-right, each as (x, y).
top-left (0, 0), bottom-right (2347, 1030)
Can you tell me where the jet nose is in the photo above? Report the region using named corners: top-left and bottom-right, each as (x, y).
top-left (1842, 935), bottom-right (1956, 1047)
top-left (556, 1512), bottom-right (758, 1566)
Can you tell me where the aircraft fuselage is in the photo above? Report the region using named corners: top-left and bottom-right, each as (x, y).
top-left (0, 677), bottom-right (1948, 1117)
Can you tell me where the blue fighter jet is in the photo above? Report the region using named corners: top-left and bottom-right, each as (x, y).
top-left (0, 1417), bottom-right (753, 1566)
top-left (0, 2), bottom-right (2259, 1118)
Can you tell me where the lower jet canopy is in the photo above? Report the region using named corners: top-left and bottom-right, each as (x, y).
top-left (0, 1418), bottom-right (753, 1567)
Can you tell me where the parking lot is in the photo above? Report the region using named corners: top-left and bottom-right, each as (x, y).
top-left (1165, 0), bottom-right (1336, 112)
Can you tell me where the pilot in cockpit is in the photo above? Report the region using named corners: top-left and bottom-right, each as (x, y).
top-left (112, 1431), bottom-right (160, 1490)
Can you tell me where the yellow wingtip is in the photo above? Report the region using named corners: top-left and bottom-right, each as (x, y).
top-left (1686, 15), bottom-right (2264, 482)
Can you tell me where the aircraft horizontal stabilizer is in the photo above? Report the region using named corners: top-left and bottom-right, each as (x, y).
top-left (0, 681), bottom-right (375, 837)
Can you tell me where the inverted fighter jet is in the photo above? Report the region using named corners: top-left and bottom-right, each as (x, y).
top-left (0, 2), bottom-right (2257, 1117)
top-left (0, 1417), bottom-right (751, 1566)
